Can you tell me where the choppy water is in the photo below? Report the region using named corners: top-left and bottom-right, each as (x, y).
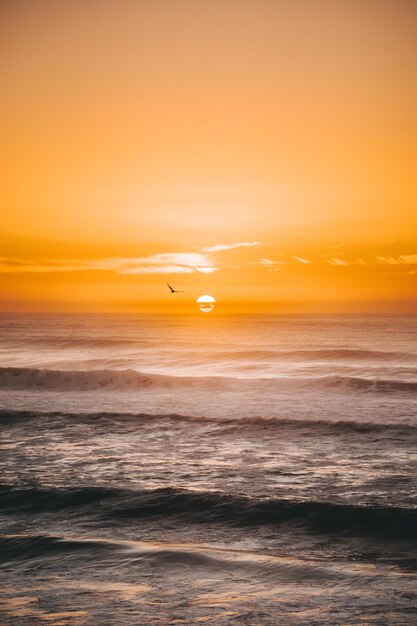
top-left (0, 314), bottom-right (416, 625)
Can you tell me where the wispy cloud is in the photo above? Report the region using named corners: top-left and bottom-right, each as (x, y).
top-left (0, 253), bottom-right (218, 275)
top-left (326, 257), bottom-right (367, 266)
top-left (375, 256), bottom-right (401, 265)
top-left (293, 256), bottom-right (311, 264)
top-left (120, 253), bottom-right (217, 274)
top-left (322, 255), bottom-right (417, 267)
top-left (327, 258), bottom-right (349, 266)
top-left (258, 258), bottom-right (287, 271)
top-left (376, 255), bottom-right (417, 265)
top-left (202, 241), bottom-right (261, 253)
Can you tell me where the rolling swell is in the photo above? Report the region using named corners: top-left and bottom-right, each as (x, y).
top-left (1, 408), bottom-right (416, 435)
top-left (0, 366), bottom-right (417, 394)
top-left (212, 348), bottom-right (417, 362)
top-left (0, 408), bottom-right (416, 434)
top-left (1, 484), bottom-right (416, 541)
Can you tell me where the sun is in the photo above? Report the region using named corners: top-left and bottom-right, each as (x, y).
top-left (197, 294), bottom-right (216, 313)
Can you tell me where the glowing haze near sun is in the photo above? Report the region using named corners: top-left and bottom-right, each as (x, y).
top-left (0, 0), bottom-right (416, 313)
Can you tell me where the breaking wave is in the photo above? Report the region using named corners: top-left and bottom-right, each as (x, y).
top-left (0, 366), bottom-right (416, 394)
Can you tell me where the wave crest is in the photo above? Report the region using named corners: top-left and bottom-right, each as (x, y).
top-left (1, 485), bottom-right (416, 541)
top-left (0, 366), bottom-right (416, 394)
top-left (0, 408), bottom-right (416, 435)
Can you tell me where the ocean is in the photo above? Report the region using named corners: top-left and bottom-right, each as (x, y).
top-left (0, 313), bottom-right (416, 625)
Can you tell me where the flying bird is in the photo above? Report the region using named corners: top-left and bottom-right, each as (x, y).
top-left (167, 283), bottom-right (183, 293)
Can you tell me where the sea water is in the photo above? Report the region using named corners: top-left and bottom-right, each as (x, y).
top-left (0, 313), bottom-right (416, 624)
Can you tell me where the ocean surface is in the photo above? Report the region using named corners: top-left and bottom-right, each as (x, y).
top-left (0, 313), bottom-right (416, 625)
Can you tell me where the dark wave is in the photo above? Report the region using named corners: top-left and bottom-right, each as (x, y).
top-left (0, 408), bottom-right (416, 435)
top-left (0, 534), bottom-right (246, 574)
top-left (0, 534), bottom-right (111, 562)
top-left (312, 375), bottom-right (417, 394)
top-left (0, 534), bottom-right (360, 580)
top-left (0, 534), bottom-right (363, 580)
top-left (1, 484), bottom-right (416, 541)
top-left (0, 367), bottom-right (158, 391)
top-left (1, 366), bottom-right (417, 394)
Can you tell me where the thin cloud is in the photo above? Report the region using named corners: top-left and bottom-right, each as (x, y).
top-left (202, 241), bottom-right (261, 253)
top-left (120, 253), bottom-right (217, 275)
top-left (328, 258), bottom-right (349, 266)
top-left (376, 255), bottom-right (417, 265)
top-left (327, 258), bottom-right (367, 266)
top-left (376, 256), bottom-right (401, 265)
top-left (293, 256), bottom-right (311, 264)
top-left (258, 258), bottom-right (286, 272)
top-left (0, 253), bottom-right (218, 275)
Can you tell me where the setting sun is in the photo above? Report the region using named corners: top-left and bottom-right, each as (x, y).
top-left (197, 294), bottom-right (216, 313)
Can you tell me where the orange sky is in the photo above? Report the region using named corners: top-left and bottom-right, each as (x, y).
top-left (1, 0), bottom-right (416, 312)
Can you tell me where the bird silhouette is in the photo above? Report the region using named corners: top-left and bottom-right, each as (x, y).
top-left (167, 283), bottom-right (184, 293)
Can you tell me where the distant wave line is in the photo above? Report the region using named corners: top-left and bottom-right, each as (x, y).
top-left (1, 343), bottom-right (416, 361)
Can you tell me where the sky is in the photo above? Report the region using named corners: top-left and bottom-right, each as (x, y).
top-left (1, 0), bottom-right (416, 312)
